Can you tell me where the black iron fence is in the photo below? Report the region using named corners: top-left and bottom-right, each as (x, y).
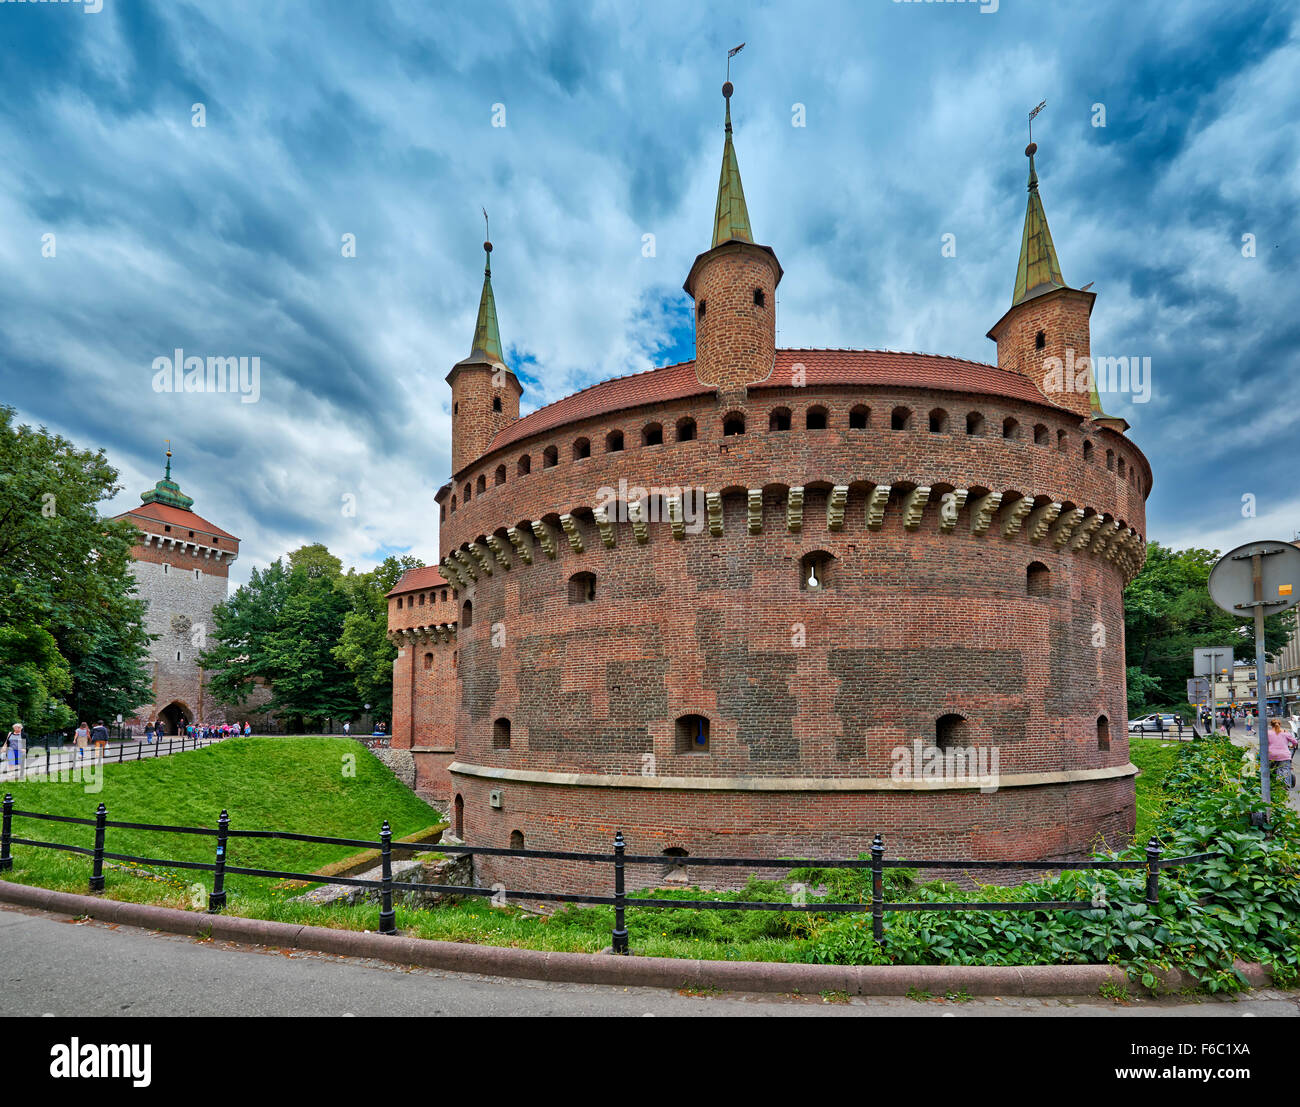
top-left (0, 733), bottom-right (226, 780)
top-left (0, 799), bottom-right (1221, 952)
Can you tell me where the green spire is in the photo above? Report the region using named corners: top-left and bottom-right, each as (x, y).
top-left (141, 443), bottom-right (194, 510)
top-left (468, 241), bottom-right (505, 365)
top-left (1011, 143), bottom-right (1067, 307)
top-left (711, 83), bottom-right (753, 248)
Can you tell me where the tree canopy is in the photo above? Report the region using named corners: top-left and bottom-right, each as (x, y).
top-left (1123, 541), bottom-right (1295, 712)
top-left (0, 406), bottom-right (152, 731)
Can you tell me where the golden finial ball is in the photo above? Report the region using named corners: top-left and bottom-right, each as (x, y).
top-left (1025, 142), bottom-right (1038, 157)
top-left (722, 81), bottom-right (734, 98)
top-left (484, 241), bottom-right (493, 253)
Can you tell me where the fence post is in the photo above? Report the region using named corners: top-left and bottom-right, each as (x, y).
top-left (208, 809), bottom-right (229, 913)
top-left (611, 831), bottom-right (629, 954)
top-left (1145, 836), bottom-right (1162, 907)
top-left (90, 802), bottom-right (107, 893)
top-left (871, 833), bottom-right (885, 942)
top-left (378, 820), bottom-right (396, 935)
top-left (1, 793), bottom-right (12, 872)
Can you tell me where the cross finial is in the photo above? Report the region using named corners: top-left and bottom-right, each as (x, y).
top-left (1028, 99), bottom-right (1046, 144)
top-left (481, 207), bottom-right (492, 275)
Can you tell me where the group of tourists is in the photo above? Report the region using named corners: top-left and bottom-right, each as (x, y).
top-left (143, 721), bottom-right (251, 742)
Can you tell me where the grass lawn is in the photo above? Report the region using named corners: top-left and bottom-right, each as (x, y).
top-left (0, 734), bottom-right (1196, 965)
top-left (1, 737), bottom-right (441, 904)
top-left (1129, 736), bottom-right (1184, 844)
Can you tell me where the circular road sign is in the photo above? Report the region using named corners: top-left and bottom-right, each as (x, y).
top-left (1208, 540), bottom-right (1300, 617)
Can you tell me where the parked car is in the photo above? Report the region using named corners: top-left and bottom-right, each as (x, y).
top-left (1127, 713), bottom-right (1181, 733)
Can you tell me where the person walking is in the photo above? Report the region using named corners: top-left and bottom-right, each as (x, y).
top-left (90, 719), bottom-right (109, 754)
top-left (73, 720), bottom-right (91, 760)
top-left (1176, 715), bottom-right (1184, 739)
top-left (5, 723), bottom-right (23, 769)
top-left (343, 720), bottom-right (351, 737)
top-left (1224, 712), bottom-right (1235, 737)
top-left (1267, 718), bottom-right (1297, 789)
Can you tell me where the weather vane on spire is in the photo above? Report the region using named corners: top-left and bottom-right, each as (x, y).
top-left (481, 207), bottom-right (492, 272)
top-left (726, 42), bottom-right (745, 84)
top-left (1028, 99), bottom-right (1046, 144)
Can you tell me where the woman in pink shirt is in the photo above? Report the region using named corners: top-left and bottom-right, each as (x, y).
top-left (1267, 719), bottom-right (1297, 789)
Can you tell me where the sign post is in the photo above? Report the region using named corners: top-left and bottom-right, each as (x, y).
top-left (1208, 541), bottom-right (1300, 821)
top-left (1193, 647), bottom-right (1235, 736)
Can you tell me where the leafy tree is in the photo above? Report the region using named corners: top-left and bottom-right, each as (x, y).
top-left (335, 555), bottom-right (423, 718)
top-left (1124, 542), bottom-right (1294, 711)
top-left (0, 406), bottom-right (152, 730)
top-left (0, 623), bottom-right (73, 733)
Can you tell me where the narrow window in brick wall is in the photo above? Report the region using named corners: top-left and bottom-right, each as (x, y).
top-left (966, 412), bottom-right (984, 435)
top-left (935, 713), bottom-right (969, 750)
top-left (928, 408), bottom-right (948, 433)
top-left (493, 718), bottom-right (511, 749)
top-left (1027, 561), bottom-right (1051, 597)
top-left (1083, 439), bottom-right (1094, 462)
top-left (1035, 330), bottom-right (1046, 350)
top-left (662, 847), bottom-right (689, 882)
top-left (1097, 715), bottom-right (1111, 751)
top-left (1057, 429), bottom-right (1067, 451)
top-left (423, 653), bottom-right (433, 670)
top-left (697, 300), bottom-right (706, 320)
top-left (806, 406), bottom-right (828, 430)
top-left (495, 465), bottom-right (506, 486)
top-left (800, 551), bottom-right (833, 591)
top-left (462, 600), bottom-right (473, 627)
top-left (418, 593), bottom-right (425, 605)
top-left (890, 406), bottom-right (911, 431)
top-left (441, 504), bottom-right (447, 521)
top-left (573, 437), bottom-right (591, 460)
top-left (568, 571), bottom-right (596, 604)
top-left (464, 482), bottom-right (472, 502)
top-left (396, 596), bottom-right (402, 609)
top-left (849, 405), bottom-right (869, 429)
top-left (1002, 417), bottom-right (1019, 439)
top-left (722, 414), bottom-right (745, 436)
top-left (454, 795), bottom-right (464, 838)
top-left (769, 407), bottom-right (791, 431)
top-left (493, 395), bottom-right (502, 412)
top-left (517, 454), bottom-right (531, 476)
top-left (509, 830), bottom-right (524, 850)
top-left (675, 714), bottom-right (710, 753)
top-left (1106, 449), bottom-right (1115, 471)
top-left (1034, 423), bottom-right (1049, 445)
top-left (676, 417), bottom-right (697, 442)
top-left (450, 496), bottom-right (457, 513)
top-left (606, 429), bottom-right (624, 452)
top-left (477, 474), bottom-right (487, 493)
top-left (442, 589), bottom-right (448, 602)
top-left (543, 445), bottom-right (558, 468)
top-left (753, 288), bottom-right (765, 307)
top-left (1117, 457), bottom-right (1126, 478)
top-left (642, 422), bottom-right (663, 446)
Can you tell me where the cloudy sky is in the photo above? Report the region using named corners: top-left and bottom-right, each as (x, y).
top-left (1, 0), bottom-right (1296, 587)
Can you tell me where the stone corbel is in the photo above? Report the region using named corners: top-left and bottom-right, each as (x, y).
top-left (827, 485), bottom-right (849, 531)
top-left (507, 526), bottom-right (534, 564)
top-left (786, 487), bottom-right (804, 533)
top-left (667, 496), bottom-right (686, 540)
top-left (530, 519), bottom-right (558, 559)
top-left (1000, 496), bottom-right (1035, 538)
top-left (452, 549), bottom-right (478, 581)
top-left (706, 492), bottom-right (723, 537)
top-left (628, 500), bottom-right (649, 544)
top-left (486, 534), bottom-right (512, 570)
top-left (469, 542), bottom-right (494, 575)
top-left (902, 486), bottom-right (931, 531)
top-left (866, 484), bottom-right (890, 531)
top-left (559, 513), bottom-right (584, 553)
top-left (1026, 502), bottom-right (1063, 543)
top-left (938, 489), bottom-right (968, 533)
top-left (1069, 512), bottom-right (1105, 552)
top-left (1049, 507), bottom-right (1085, 548)
top-left (969, 492), bottom-right (1002, 536)
top-left (747, 489), bottom-right (763, 535)
top-left (592, 508), bottom-right (616, 549)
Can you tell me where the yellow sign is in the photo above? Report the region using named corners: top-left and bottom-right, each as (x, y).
top-left (1281, 583), bottom-right (1294, 596)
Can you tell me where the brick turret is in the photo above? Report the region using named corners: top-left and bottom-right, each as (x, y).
top-left (447, 240), bottom-right (522, 475)
top-left (987, 142), bottom-right (1100, 421)
top-left (684, 81), bottom-right (783, 391)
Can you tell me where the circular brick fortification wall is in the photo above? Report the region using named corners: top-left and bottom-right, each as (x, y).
top-left (437, 372), bottom-right (1147, 895)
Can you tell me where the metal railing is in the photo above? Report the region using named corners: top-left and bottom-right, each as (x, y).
top-left (0, 799), bottom-right (1222, 953)
top-left (0, 734), bottom-right (226, 781)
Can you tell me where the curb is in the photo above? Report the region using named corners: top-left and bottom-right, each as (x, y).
top-left (0, 880), bottom-right (1272, 996)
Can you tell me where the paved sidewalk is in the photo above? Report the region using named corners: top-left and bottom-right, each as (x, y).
top-left (1, 905), bottom-right (1293, 1016)
top-left (0, 735), bottom-right (225, 783)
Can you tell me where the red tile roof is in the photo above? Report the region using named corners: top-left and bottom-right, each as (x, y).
top-left (118, 500), bottom-right (238, 541)
top-left (486, 349), bottom-right (1061, 454)
top-left (388, 565), bottom-right (449, 596)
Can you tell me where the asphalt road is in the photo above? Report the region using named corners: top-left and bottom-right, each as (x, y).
top-left (2, 906), bottom-right (1295, 1017)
